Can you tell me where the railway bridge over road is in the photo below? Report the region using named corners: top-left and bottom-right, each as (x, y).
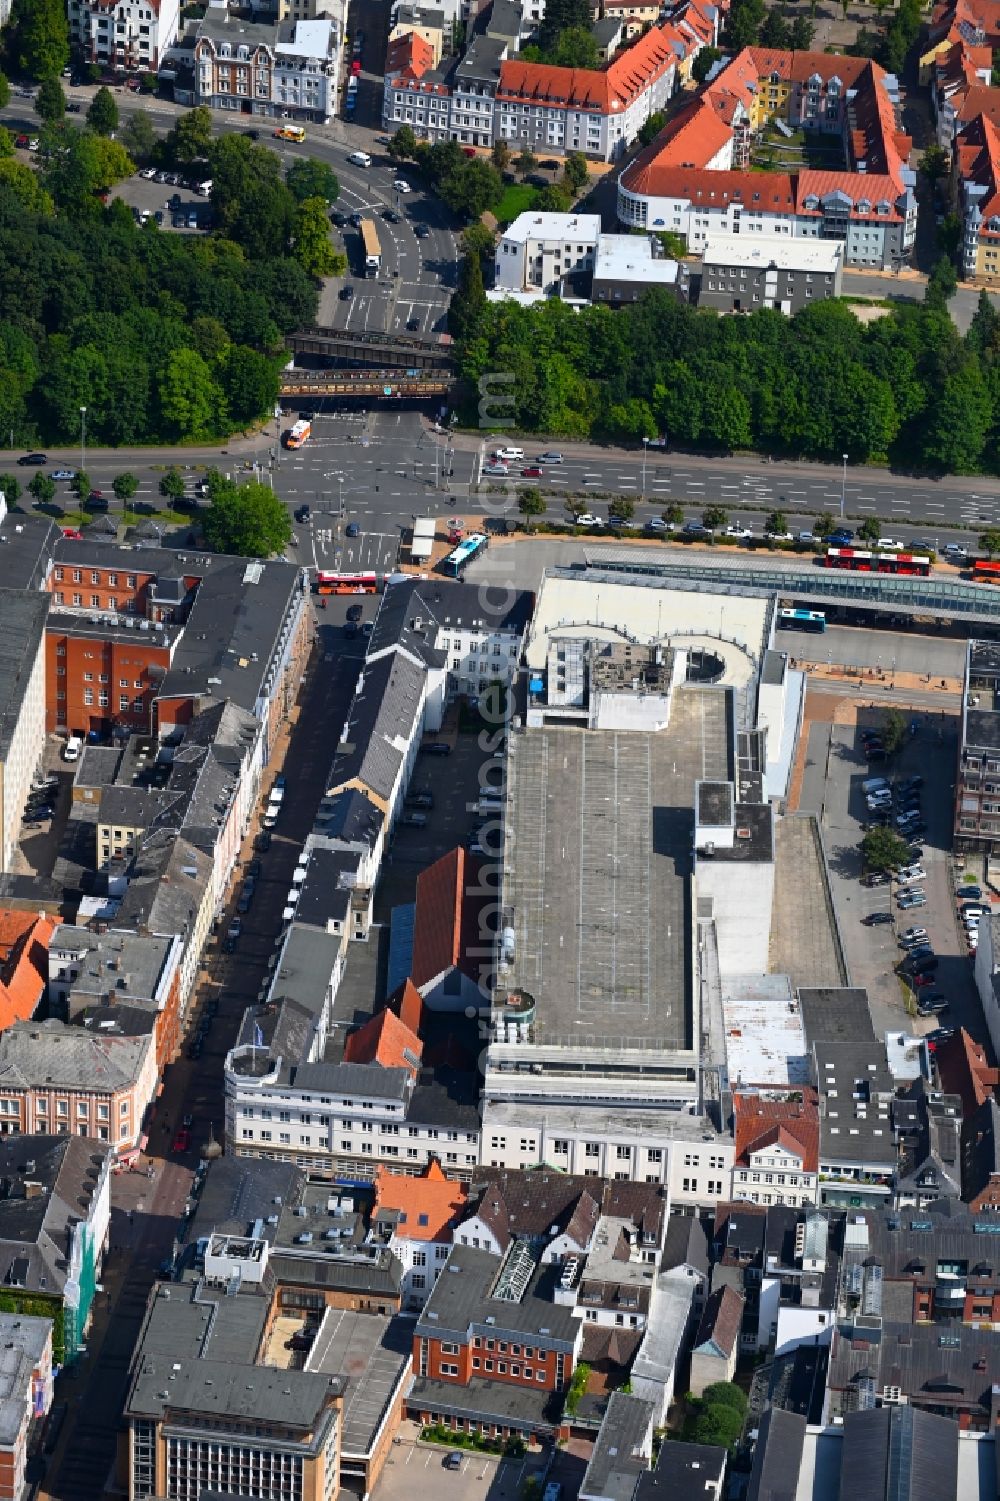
top-left (279, 367), bottom-right (453, 399)
top-left (287, 325), bottom-right (455, 370)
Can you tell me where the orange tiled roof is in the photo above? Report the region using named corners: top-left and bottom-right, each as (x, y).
top-left (956, 83), bottom-right (1000, 126)
top-left (497, 22), bottom-right (680, 114)
top-left (374, 1157), bottom-right (468, 1241)
top-left (621, 151), bottom-right (796, 205)
top-left (734, 1090), bottom-right (820, 1173)
top-left (411, 847), bottom-right (485, 991)
top-left (637, 95), bottom-right (736, 171)
top-left (343, 1007), bottom-right (423, 1077)
top-left (956, 110), bottom-right (1000, 222)
top-left (386, 29), bottom-right (436, 81)
top-left (0, 913), bottom-right (54, 1033)
top-left (388, 976), bottom-right (425, 1037)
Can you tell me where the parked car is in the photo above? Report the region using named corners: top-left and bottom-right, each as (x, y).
top-left (227, 917), bottom-right (242, 940)
top-left (683, 522), bottom-right (712, 538)
top-left (957, 885), bottom-right (983, 900)
top-left (444, 1452), bottom-right (463, 1471)
top-left (575, 514), bottom-right (601, 527)
top-left (172, 1128), bottom-right (191, 1152)
top-left (724, 524), bottom-right (752, 539)
top-left (898, 893), bottom-right (927, 909)
top-left (346, 604), bottom-right (364, 622)
top-left (863, 912), bottom-right (893, 926)
top-left (926, 1027), bottom-right (955, 1043)
top-left (900, 927), bottom-right (928, 944)
top-left (917, 997), bottom-right (948, 1015)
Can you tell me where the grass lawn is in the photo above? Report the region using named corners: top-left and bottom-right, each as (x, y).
top-left (495, 182), bottom-right (540, 226)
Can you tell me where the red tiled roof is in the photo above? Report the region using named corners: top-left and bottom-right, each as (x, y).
top-left (343, 1007), bottom-right (423, 1077)
top-left (632, 95), bottom-right (735, 171)
top-left (411, 847), bottom-right (485, 991)
top-left (956, 84), bottom-right (1000, 126)
top-left (621, 151), bottom-right (796, 204)
top-left (936, 1026), bottom-right (1000, 1115)
top-left (0, 913), bottom-right (54, 1034)
top-left (956, 110), bottom-right (1000, 222)
top-left (373, 1157), bottom-right (468, 1241)
top-left (734, 1090), bottom-right (820, 1173)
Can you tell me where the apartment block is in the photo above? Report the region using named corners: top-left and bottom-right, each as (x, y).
top-left (68, 0), bottom-right (181, 74)
top-left (494, 212), bottom-right (602, 293)
top-left (954, 640), bottom-right (1000, 849)
top-left (0, 591), bottom-right (48, 874)
top-left (48, 927), bottom-right (185, 1072)
top-left (0, 1314), bottom-right (52, 1501)
top-left (699, 232), bottom-right (844, 314)
top-left (194, 13), bottom-right (339, 122)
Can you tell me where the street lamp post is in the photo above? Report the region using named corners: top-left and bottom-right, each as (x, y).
top-left (641, 436), bottom-right (650, 499)
top-left (80, 407), bottom-right (87, 479)
top-left (840, 452), bottom-right (848, 520)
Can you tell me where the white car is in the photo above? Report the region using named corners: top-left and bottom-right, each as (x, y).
top-left (646, 518), bottom-right (671, 531)
top-left (492, 446), bottom-right (524, 461)
top-left (765, 529), bottom-right (794, 541)
top-left (725, 524), bottom-right (752, 539)
top-left (347, 150), bottom-right (372, 167)
top-left (139, 166), bottom-right (157, 179)
top-left (575, 514), bottom-right (601, 527)
top-left (876, 537), bottom-right (904, 550)
top-left (899, 865), bottom-right (926, 883)
top-left (483, 463), bottom-right (509, 476)
top-left (393, 178), bottom-right (412, 193)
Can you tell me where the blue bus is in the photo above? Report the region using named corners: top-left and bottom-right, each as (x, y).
top-left (777, 607), bottom-right (827, 633)
top-left (442, 532), bottom-right (489, 577)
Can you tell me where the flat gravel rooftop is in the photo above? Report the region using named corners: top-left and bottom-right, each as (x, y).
top-left (503, 689), bottom-right (731, 1052)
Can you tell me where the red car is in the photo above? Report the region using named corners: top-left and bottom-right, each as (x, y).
top-left (172, 1127), bottom-right (191, 1153)
top-left (521, 466), bottom-right (543, 477)
top-left (350, 59), bottom-right (362, 74)
top-left (61, 528), bottom-right (83, 540)
top-left (15, 135), bottom-right (28, 149)
top-left (912, 973), bottom-right (936, 988)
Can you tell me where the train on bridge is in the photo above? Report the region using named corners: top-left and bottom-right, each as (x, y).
top-left (279, 367), bottom-right (453, 399)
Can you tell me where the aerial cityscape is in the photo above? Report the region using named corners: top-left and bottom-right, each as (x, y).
top-left (1, 0), bottom-right (1000, 1497)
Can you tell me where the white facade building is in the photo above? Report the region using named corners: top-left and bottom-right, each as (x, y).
top-left (494, 212), bottom-right (602, 293)
top-left (195, 14), bottom-right (338, 121)
top-left (69, 0), bottom-right (181, 73)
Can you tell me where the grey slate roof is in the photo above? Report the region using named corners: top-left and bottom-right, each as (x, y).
top-left (0, 1019), bottom-right (152, 1092)
top-left (294, 849), bottom-right (365, 932)
top-left (0, 1315), bottom-right (52, 1446)
top-left (814, 1041), bottom-right (895, 1168)
top-left (662, 1214), bottom-right (709, 1279)
top-left (407, 1375), bottom-right (557, 1431)
top-left (580, 1391), bottom-right (654, 1501)
top-left (798, 988), bottom-right (875, 1046)
top-left (827, 1318), bottom-right (999, 1418)
top-left (330, 650), bottom-right (426, 803)
top-left (746, 1405), bottom-right (806, 1501)
top-left (415, 1243), bottom-right (578, 1348)
top-left (0, 513), bottom-right (58, 591)
top-left (963, 1095), bottom-right (1000, 1205)
top-left (0, 590), bottom-right (48, 761)
top-left (838, 1405), bottom-right (959, 1501)
top-left (0, 1135), bottom-right (112, 1298)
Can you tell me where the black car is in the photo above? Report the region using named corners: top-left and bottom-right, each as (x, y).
top-left (926, 1026), bottom-right (955, 1043)
top-left (339, 285), bottom-right (354, 300)
top-left (863, 911), bottom-right (893, 925)
top-left (346, 603), bottom-right (363, 622)
top-left (294, 505), bottom-right (311, 523)
top-left (414, 223), bottom-right (430, 237)
top-left (255, 830), bottom-right (271, 852)
top-left (382, 208), bottom-right (400, 223)
top-left (349, 212), bottom-right (363, 227)
top-left (66, 101), bottom-right (81, 113)
top-left (246, 128), bottom-right (260, 140)
top-left (346, 521), bottom-right (360, 537)
top-left (912, 956), bottom-right (940, 975)
top-left (17, 453), bottom-right (47, 466)
top-left (245, 859), bottom-right (262, 877)
top-left (85, 493), bottom-right (109, 510)
top-left (344, 621), bottom-right (358, 638)
top-left (406, 318), bottom-right (420, 330)
top-left (422, 742), bottom-right (451, 756)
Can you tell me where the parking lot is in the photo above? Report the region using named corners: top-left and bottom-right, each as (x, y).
top-left (375, 713), bottom-right (502, 921)
top-left (373, 1437), bottom-right (539, 1501)
top-left (110, 172), bottom-right (210, 233)
top-left (799, 707), bottom-right (984, 1043)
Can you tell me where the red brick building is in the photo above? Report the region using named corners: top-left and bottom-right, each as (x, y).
top-left (46, 614), bottom-right (176, 738)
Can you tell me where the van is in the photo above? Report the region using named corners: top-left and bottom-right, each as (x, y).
top-left (347, 150), bottom-right (371, 167)
top-left (63, 735), bottom-right (82, 763)
top-left (400, 812), bottom-right (427, 828)
top-left (862, 777), bottom-right (888, 795)
top-left (196, 179), bottom-right (212, 196)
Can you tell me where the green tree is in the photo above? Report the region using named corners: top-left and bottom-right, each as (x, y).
top-left (654, 229), bottom-right (687, 259)
top-left (202, 478), bottom-right (292, 557)
top-left (0, 74), bottom-right (9, 110)
top-left (814, 511), bottom-right (835, 539)
top-left (980, 528), bottom-right (1000, 557)
top-left (286, 156), bottom-right (340, 203)
top-left (168, 105), bottom-right (213, 162)
top-left (760, 9), bottom-right (791, 45)
top-left (71, 470), bottom-right (90, 500)
top-left (0, 476), bottom-right (21, 506)
top-left (562, 151), bottom-right (589, 193)
top-left (692, 46), bottom-right (722, 84)
top-left (388, 125), bottom-right (418, 161)
top-left (609, 496), bottom-right (636, 522)
top-left (28, 471), bottom-right (56, 506)
top-left (35, 75), bottom-right (65, 122)
top-left (491, 138), bottom-right (512, 173)
top-left (210, 134), bottom-right (296, 259)
top-left (550, 26), bottom-right (600, 68)
top-left (923, 360), bottom-right (992, 472)
top-left (516, 146), bottom-right (538, 174)
top-left (638, 111), bottom-right (668, 146)
top-left (967, 289), bottom-right (1000, 358)
top-left (439, 158), bottom-right (504, 219)
top-left (112, 471), bottom-right (138, 506)
top-left (935, 214), bottom-right (963, 263)
top-left (461, 222), bottom-right (496, 259)
top-left (699, 1384), bottom-right (748, 1416)
top-left (119, 109), bottom-right (157, 162)
top-left (0, 155), bottom-right (53, 214)
top-left (705, 386), bottom-right (751, 450)
top-left (920, 144), bottom-right (949, 185)
top-left (87, 86), bottom-right (118, 137)
top-left (663, 503), bottom-right (684, 526)
top-left (926, 253), bottom-right (958, 306)
top-left (563, 1361), bottom-right (591, 1416)
top-left (765, 510), bottom-right (788, 536)
top-left (861, 825), bottom-right (911, 873)
top-left (882, 707), bottom-right (907, 755)
top-left (518, 485), bottom-right (547, 529)
top-left (689, 1401), bottom-right (743, 1453)
top-left (857, 516), bottom-right (881, 544)
top-left (727, 0), bottom-right (766, 48)
top-left (0, 128), bottom-right (13, 160)
top-left (157, 348), bottom-right (227, 440)
top-left (218, 346), bottom-right (281, 428)
top-left (539, 0), bottom-right (592, 52)
top-left (789, 15), bottom-right (816, 47)
top-left (703, 505), bottom-right (727, 530)
top-left (8, 0), bottom-right (69, 80)
top-left (448, 247), bottom-right (486, 341)
top-left (293, 196), bottom-right (337, 278)
top-left (159, 467), bottom-right (186, 500)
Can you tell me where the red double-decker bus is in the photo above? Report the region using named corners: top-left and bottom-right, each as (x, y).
top-left (972, 559), bottom-right (1000, 584)
top-left (823, 547), bottom-right (931, 578)
top-left (315, 571), bottom-right (378, 595)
